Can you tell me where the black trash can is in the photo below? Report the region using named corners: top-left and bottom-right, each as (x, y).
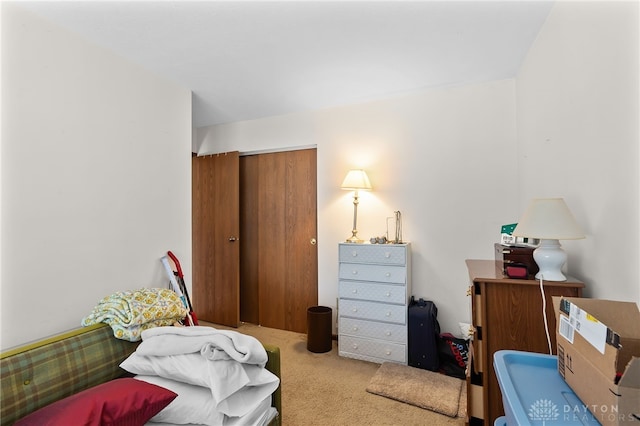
top-left (307, 306), bottom-right (332, 353)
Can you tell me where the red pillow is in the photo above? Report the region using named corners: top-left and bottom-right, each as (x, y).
top-left (14, 378), bottom-right (177, 426)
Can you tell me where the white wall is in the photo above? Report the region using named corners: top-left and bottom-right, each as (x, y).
top-left (0, 4), bottom-right (193, 349)
top-left (197, 0), bottom-right (640, 333)
top-left (516, 1), bottom-right (639, 303)
top-left (197, 79), bottom-right (519, 335)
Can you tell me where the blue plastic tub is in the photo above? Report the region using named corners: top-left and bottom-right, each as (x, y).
top-left (493, 350), bottom-right (601, 425)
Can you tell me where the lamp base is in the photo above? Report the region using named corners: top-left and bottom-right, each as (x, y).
top-left (345, 192), bottom-right (364, 243)
top-left (533, 239), bottom-right (568, 281)
top-left (345, 234), bottom-right (364, 244)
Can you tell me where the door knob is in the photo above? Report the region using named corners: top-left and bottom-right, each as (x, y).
top-left (310, 238), bottom-right (317, 245)
top-left (228, 237), bottom-right (237, 242)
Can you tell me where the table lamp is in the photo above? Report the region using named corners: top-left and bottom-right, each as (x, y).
top-left (341, 169), bottom-right (372, 243)
top-left (512, 198), bottom-right (585, 281)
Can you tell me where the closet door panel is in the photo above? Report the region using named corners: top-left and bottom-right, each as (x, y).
top-left (284, 149), bottom-right (318, 332)
top-left (192, 153), bottom-right (240, 327)
top-left (258, 153), bottom-right (287, 329)
top-left (256, 149), bottom-right (318, 333)
top-left (240, 155), bottom-right (259, 325)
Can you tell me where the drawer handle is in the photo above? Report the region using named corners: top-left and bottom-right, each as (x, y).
top-left (385, 252), bottom-right (391, 258)
top-left (352, 343), bottom-right (358, 350)
top-left (385, 292), bottom-right (391, 297)
top-left (352, 308), bottom-right (358, 313)
top-left (352, 270), bottom-right (358, 275)
top-left (385, 350), bottom-right (391, 355)
top-left (385, 312), bottom-right (391, 317)
top-left (385, 272), bottom-right (391, 277)
top-left (351, 251), bottom-right (358, 257)
top-left (352, 289), bottom-right (358, 294)
top-left (385, 331), bottom-right (391, 336)
top-left (352, 326), bottom-right (359, 331)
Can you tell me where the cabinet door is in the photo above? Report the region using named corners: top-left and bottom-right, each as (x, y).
top-left (483, 281), bottom-right (582, 424)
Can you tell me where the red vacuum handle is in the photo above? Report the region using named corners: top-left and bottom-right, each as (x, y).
top-left (167, 251), bottom-right (183, 278)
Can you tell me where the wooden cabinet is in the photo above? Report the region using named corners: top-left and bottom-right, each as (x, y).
top-left (465, 259), bottom-right (584, 425)
top-left (338, 243), bottom-right (411, 364)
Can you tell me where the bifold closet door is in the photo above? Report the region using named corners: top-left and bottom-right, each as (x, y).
top-left (192, 152), bottom-right (240, 327)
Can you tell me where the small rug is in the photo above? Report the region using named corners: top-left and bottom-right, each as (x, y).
top-left (366, 362), bottom-right (464, 418)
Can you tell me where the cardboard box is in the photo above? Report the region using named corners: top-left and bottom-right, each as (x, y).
top-left (554, 297), bottom-right (640, 425)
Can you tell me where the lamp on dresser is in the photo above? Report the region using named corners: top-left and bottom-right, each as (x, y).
top-left (512, 198), bottom-right (585, 281)
top-left (341, 169), bottom-right (372, 244)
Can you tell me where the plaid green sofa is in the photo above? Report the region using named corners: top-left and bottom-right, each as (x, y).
top-left (0, 323), bottom-right (282, 425)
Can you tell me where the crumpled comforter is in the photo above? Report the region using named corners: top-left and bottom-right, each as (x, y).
top-left (136, 325), bottom-right (268, 366)
top-left (121, 326), bottom-right (280, 419)
top-left (81, 288), bottom-right (188, 341)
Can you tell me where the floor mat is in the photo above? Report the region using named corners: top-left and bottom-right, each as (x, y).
top-left (366, 362), bottom-right (464, 418)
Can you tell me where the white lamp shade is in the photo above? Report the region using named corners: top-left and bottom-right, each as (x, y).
top-left (341, 170), bottom-right (372, 191)
top-left (512, 198), bottom-right (584, 240)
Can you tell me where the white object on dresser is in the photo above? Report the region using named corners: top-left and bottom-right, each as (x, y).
top-left (338, 242), bottom-right (411, 364)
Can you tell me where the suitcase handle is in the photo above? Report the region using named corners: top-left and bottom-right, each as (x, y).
top-left (410, 296), bottom-right (428, 307)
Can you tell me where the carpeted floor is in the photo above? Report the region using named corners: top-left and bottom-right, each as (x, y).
top-left (204, 321), bottom-right (466, 426)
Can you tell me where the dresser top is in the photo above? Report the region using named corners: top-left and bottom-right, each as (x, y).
top-left (339, 242), bottom-right (410, 246)
top-left (465, 259), bottom-right (584, 287)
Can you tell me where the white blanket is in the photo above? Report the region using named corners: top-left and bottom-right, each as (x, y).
top-left (121, 326), bottom-right (279, 418)
top-left (144, 396), bottom-right (276, 426)
top-left (137, 326), bottom-right (268, 367)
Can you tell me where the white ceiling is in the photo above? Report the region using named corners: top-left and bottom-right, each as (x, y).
top-left (18, 1), bottom-right (555, 128)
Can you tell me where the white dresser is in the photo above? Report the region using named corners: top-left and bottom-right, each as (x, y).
top-left (338, 242), bottom-right (411, 364)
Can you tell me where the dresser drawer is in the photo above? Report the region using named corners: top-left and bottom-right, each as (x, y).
top-left (339, 244), bottom-right (406, 265)
top-left (339, 299), bottom-right (406, 324)
top-left (339, 335), bottom-right (406, 363)
top-left (339, 280), bottom-right (406, 304)
top-left (339, 317), bottom-right (407, 344)
top-left (339, 263), bottom-right (406, 284)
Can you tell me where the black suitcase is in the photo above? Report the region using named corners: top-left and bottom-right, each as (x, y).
top-left (408, 296), bottom-right (440, 371)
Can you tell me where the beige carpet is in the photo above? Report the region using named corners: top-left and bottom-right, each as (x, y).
top-left (204, 321), bottom-right (465, 425)
top-left (367, 362), bottom-right (465, 418)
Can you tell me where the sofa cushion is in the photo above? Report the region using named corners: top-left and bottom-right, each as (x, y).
top-left (0, 324), bottom-right (139, 425)
top-left (13, 378), bottom-right (177, 426)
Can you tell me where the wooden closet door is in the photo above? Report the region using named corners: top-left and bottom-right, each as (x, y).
top-left (239, 155), bottom-right (259, 325)
top-left (257, 149), bottom-right (318, 333)
top-left (192, 152), bottom-right (240, 327)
